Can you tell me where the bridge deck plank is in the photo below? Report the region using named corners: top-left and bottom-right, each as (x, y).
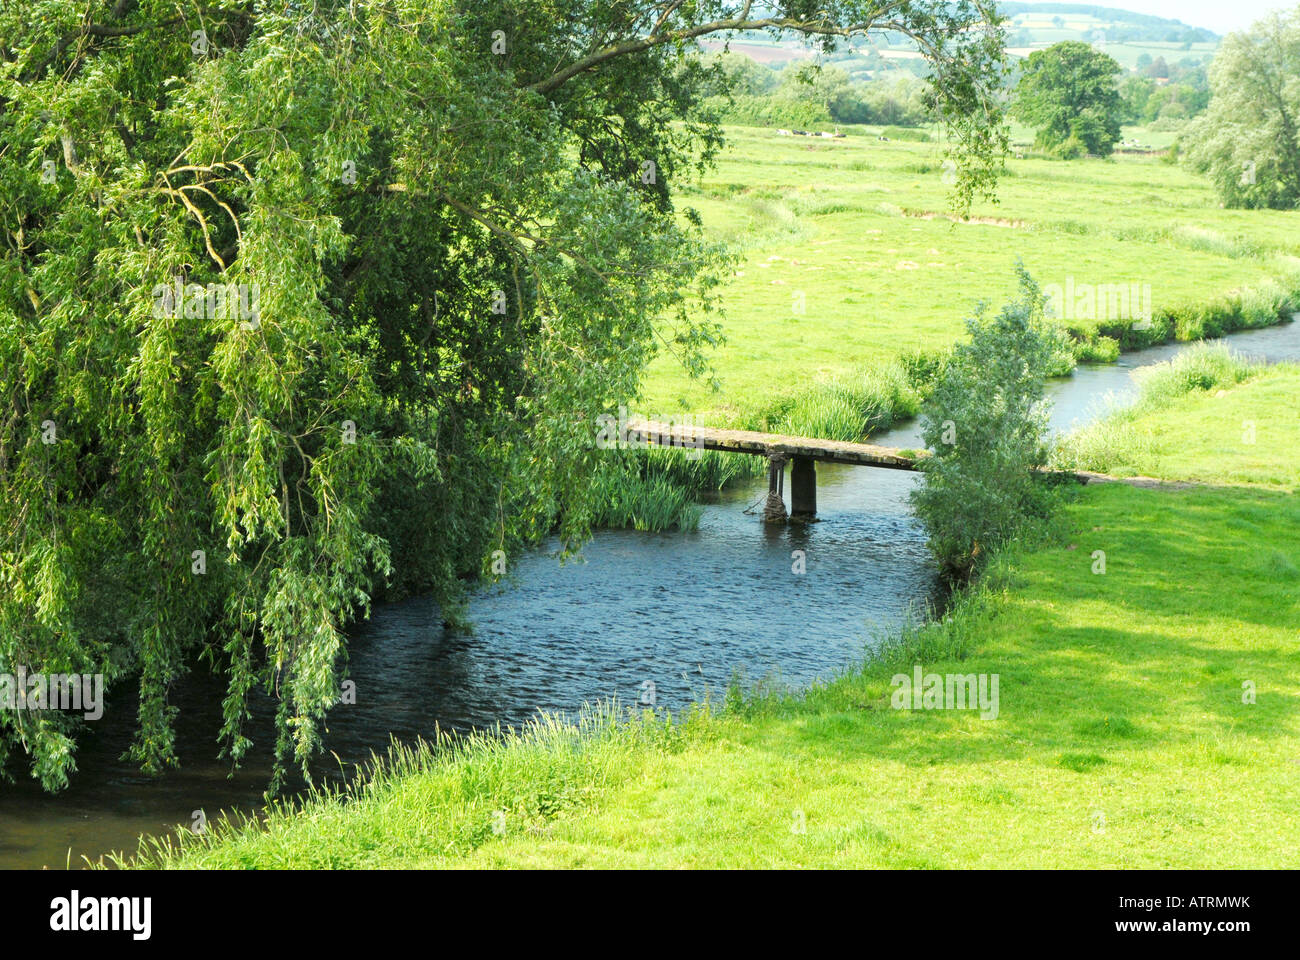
top-left (625, 419), bottom-right (925, 470)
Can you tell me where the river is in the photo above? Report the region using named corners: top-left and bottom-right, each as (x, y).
top-left (1, 321), bottom-right (1296, 869)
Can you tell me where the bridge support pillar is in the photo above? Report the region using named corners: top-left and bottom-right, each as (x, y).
top-left (763, 456), bottom-right (787, 523)
top-left (790, 456), bottom-right (817, 521)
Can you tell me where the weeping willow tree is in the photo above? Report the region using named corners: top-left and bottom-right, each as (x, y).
top-left (0, 0), bottom-right (1008, 792)
top-left (1182, 9), bottom-right (1300, 210)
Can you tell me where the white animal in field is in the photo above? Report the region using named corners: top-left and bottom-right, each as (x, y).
top-left (777, 129), bottom-right (792, 136)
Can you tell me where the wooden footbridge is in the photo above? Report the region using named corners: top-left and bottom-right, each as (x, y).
top-left (624, 419), bottom-right (926, 522)
top-left (622, 418), bottom-right (1173, 522)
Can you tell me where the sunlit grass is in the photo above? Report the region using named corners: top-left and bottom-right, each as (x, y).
top-left (1055, 347), bottom-right (1300, 490)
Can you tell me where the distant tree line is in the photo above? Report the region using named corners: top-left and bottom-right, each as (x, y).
top-left (695, 52), bottom-right (933, 129)
top-left (1119, 73), bottom-right (1210, 126)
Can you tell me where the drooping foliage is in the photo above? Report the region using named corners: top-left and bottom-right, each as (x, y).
top-left (0, 0), bottom-right (1008, 791)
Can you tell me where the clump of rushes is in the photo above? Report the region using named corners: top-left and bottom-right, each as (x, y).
top-left (588, 455), bottom-right (703, 532)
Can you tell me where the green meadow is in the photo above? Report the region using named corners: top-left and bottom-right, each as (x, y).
top-left (131, 352), bottom-right (1300, 869)
top-left (643, 124), bottom-right (1300, 416)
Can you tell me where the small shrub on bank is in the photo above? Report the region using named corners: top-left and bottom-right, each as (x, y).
top-left (1041, 321), bottom-right (1079, 378)
top-left (897, 347), bottom-right (951, 391)
top-left (910, 267), bottom-right (1058, 580)
top-left (1073, 335), bottom-right (1121, 364)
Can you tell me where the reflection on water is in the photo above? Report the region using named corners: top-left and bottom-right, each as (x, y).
top-left (1, 321), bottom-right (1295, 868)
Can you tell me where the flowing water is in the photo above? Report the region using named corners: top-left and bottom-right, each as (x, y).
top-left (2, 323), bottom-right (1296, 869)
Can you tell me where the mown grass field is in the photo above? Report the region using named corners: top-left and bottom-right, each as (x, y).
top-left (642, 124), bottom-right (1300, 415)
top-left (133, 355), bottom-right (1300, 869)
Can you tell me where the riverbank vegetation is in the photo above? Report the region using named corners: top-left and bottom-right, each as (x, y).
top-left (129, 483), bottom-right (1300, 868)
top-left (1055, 346), bottom-right (1300, 489)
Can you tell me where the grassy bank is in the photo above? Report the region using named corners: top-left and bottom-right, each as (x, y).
top-left (1055, 345), bottom-right (1300, 490)
top-left (127, 371), bottom-right (1300, 869)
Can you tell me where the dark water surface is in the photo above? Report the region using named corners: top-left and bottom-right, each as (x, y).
top-left (2, 322), bottom-right (1295, 869)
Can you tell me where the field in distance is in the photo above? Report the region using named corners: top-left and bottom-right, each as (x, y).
top-left (643, 124), bottom-right (1300, 416)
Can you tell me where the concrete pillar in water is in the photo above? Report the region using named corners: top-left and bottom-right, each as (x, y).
top-left (763, 456), bottom-right (788, 523)
top-left (790, 456), bottom-right (816, 521)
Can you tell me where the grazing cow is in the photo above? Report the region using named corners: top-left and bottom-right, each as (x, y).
top-left (777, 129), bottom-right (792, 136)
